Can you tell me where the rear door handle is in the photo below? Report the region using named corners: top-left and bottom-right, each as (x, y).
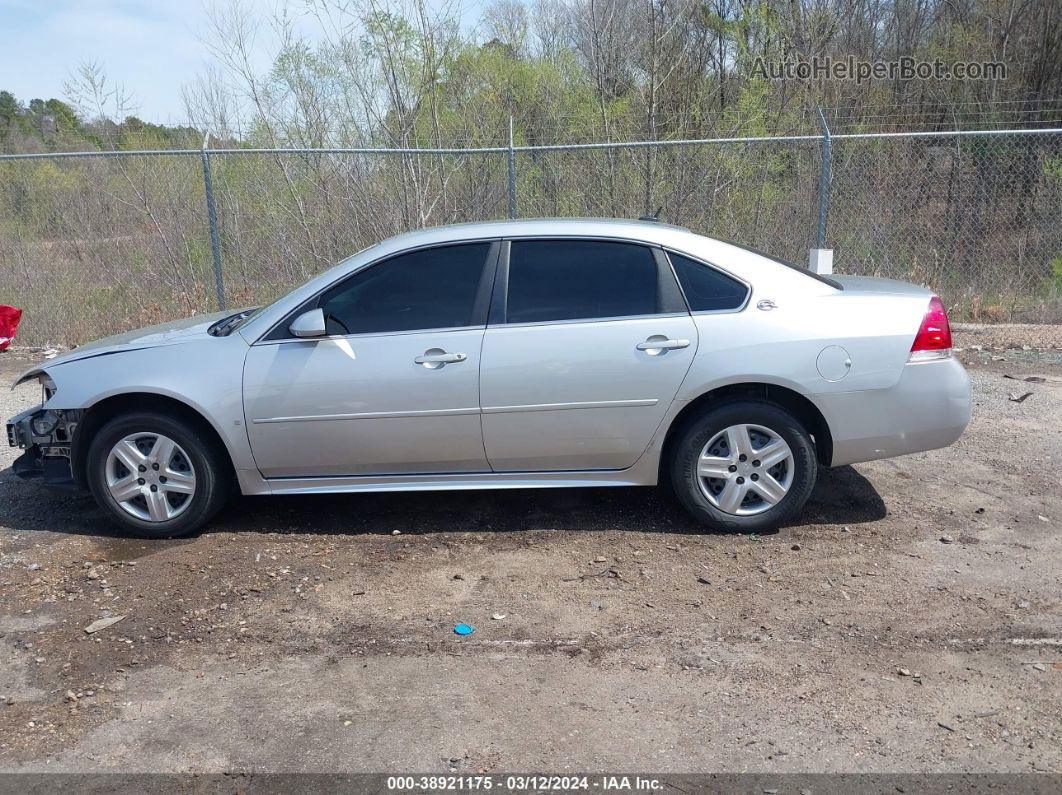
top-left (637, 336), bottom-right (690, 355)
top-left (414, 349), bottom-right (467, 369)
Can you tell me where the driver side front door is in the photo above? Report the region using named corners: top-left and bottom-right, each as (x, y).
top-left (242, 241), bottom-right (498, 479)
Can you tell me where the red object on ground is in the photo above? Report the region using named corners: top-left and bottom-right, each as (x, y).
top-left (0, 305), bottom-right (22, 351)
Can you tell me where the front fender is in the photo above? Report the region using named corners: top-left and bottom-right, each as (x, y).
top-left (38, 337), bottom-right (254, 473)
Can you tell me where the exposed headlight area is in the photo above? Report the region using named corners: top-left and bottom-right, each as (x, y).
top-left (7, 405), bottom-right (78, 449)
top-left (6, 374), bottom-right (82, 489)
top-left (40, 373), bottom-right (57, 403)
top-left (8, 372), bottom-right (67, 447)
top-left (30, 409), bottom-right (62, 437)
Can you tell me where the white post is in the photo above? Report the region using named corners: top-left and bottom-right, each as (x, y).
top-left (809, 248), bottom-right (834, 275)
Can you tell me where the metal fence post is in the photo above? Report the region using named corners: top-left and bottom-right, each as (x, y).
top-left (200, 133), bottom-right (226, 311)
top-left (507, 116), bottom-right (518, 219)
top-left (816, 107), bottom-right (832, 249)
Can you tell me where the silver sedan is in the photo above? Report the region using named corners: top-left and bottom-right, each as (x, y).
top-left (7, 219), bottom-right (971, 537)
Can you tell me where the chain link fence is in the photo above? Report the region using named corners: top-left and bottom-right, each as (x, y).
top-left (207, 148), bottom-right (511, 309)
top-left (1, 128), bottom-right (1059, 348)
top-left (828, 131), bottom-right (1062, 341)
top-left (513, 138), bottom-right (823, 266)
top-left (0, 151), bottom-right (213, 346)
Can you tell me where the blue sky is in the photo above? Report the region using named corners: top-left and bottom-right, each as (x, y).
top-left (1, 0), bottom-right (235, 122)
top-left (0, 0), bottom-right (482, 124)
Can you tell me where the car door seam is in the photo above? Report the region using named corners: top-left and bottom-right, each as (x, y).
top-left (476, 326), bottom-right (493, 472)
top-left (239, 346), bottom-right (268, 479)
top-left (627, 318), bottom-right (702, 468)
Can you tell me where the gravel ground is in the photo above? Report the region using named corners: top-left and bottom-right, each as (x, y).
top-left (0, 349), bottom-right (1059, 774)
top-left (953, 324), bottom-right (1062, 352)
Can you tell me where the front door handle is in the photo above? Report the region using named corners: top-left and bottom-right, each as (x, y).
top-left (414, 349), bottom-right (467, 369)
top-left (637, 336), bottom-right (691, 355)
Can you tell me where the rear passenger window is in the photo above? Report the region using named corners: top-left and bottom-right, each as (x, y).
top-left (506, 240), bottom-right (660, 323)
top-left (668, 252), bottom-right (748, 311)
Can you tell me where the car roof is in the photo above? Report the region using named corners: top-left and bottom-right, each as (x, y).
top-left (239, 217), bottom-right (837, 343)
top-left (369, 219), bottom-right (838, 289)
top-left (375, 217), bottom-right (693, 249)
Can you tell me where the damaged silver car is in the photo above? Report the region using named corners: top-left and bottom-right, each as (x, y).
top-left (8, 219), bottom-right (971, 538)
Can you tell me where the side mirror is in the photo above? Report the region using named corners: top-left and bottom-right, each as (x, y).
top-left (289, 308), bottom-right (327, 338)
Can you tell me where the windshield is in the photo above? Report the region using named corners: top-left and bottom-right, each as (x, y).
top-left (209, 282), bottom-right (310, 336)
top-left (208, 306), bottom-right (261, 336)
top-left (220, 243), bottom-right (383, 336)
top-left (229, 301), bottom-right (273, 331)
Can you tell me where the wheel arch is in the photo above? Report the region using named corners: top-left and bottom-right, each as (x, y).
top-left (660, 382), bottom-right (833, 479)
top-left (71, 392), bottom-right (237, 491)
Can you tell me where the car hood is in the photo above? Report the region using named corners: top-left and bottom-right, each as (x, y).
top-left (14, 310), bottom-right (233, 386)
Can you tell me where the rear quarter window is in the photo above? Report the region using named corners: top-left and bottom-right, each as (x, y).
top-left (668, 252), bottom-right (749, 311)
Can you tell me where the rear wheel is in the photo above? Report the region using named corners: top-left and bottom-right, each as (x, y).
top-left (670, 401), bottom-right (817, 532)
top-left (86, 411), bottom-right (231, 538)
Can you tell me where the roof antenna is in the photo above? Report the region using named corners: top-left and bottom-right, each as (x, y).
top-left (639, 206), bottom-right (663, 222)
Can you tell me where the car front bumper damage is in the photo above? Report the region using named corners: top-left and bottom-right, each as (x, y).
top-left (6, 406), bottom-right (83, 491)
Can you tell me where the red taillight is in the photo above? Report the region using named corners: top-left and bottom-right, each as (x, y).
top-left (909, 295), bottom-right (952, 360)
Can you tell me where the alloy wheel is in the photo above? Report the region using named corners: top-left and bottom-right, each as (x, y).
top-left (105, 432), bottom-right (197, 522)
top-left (696, 423), bottom-right (794, 516)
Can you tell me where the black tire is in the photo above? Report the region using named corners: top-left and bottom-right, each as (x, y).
top-left (670, 401), bottom-right (817, 532)
top-left (86, 411), bottom-right (232, 538)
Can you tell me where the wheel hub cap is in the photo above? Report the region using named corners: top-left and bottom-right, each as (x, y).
top-left (105, 433), bottom-right (196, 522)
top-left (696, 424), bottom-right (794, 516)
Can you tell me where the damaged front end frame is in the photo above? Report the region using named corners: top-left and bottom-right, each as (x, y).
top-left (7, 404), bottom-right (84, 491)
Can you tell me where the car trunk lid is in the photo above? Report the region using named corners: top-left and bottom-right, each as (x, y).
top-left (828, 275), bottom-right (934, 297)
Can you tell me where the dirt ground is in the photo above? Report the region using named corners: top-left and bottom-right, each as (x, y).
top-left (0, 348), bottom-right (1059, 775)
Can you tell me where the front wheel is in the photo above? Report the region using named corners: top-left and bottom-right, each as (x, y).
top-left (86, 411), bottom-right (231, 538)
top-left (670, 401), bottom-right (817, 532)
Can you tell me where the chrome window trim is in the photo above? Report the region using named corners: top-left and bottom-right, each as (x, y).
top-left (487, 312), bottom-right (690, 331)
top-left (689, 305), bottom-right (751, 316)
top-left (253, 323), bottom-right (486, 346)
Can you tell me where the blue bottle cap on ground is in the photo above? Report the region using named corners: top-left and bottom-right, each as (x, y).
top-left (454, 623), bottom-right (474, 635)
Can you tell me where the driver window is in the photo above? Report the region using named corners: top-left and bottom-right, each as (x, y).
top-left (318, 243), bottom-right (490, 336)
